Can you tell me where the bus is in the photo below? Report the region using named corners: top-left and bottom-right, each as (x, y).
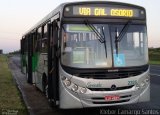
top-left (20, 1), bottom-right (150, 109)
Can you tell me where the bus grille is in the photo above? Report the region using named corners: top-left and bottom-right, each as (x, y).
top-left (92, 95), bottom-right (132, 100)
top-left (92, 99), bottom-right (130, 104)
top-left (77, 71), bottom-right (142, 79)
top-left (88, 85), bottom-right (134, 91)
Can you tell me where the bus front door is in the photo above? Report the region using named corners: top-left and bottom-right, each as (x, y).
top-left (47, 21), bottom-right (59, 105)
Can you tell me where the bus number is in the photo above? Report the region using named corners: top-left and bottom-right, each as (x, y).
top-left (128, 80), bottom-right (138, 86)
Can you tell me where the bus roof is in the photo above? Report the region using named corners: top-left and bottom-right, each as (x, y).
top-left (23, 1), bottom-right (145, 36)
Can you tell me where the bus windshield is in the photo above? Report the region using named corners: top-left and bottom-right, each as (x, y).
top-left (61, 23), bottom-right (148, 68)
top-left (111, 24), bottom-right (148, 67)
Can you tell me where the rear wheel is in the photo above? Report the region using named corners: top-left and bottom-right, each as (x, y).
top-left (45, 84), bottom-right (48, 98)
top-left (42, 74), bottom-right (48, 97)
top-left (42, 74), bottom-right (58, 108)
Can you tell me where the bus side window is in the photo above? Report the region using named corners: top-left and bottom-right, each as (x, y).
top-left (32, 32), bottom-right (36, 54)
top-left (41, 24), bottom-right (48, 53)
top-left (22, 37), bottom-right (27, 54)
top-left (25, 36), bottom-right (28, 53)
top-left (35, 27), bottom-right (42, 52)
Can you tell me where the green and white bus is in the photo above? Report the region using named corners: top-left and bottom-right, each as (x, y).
top-left (21, 1), bottom-right (150, 109)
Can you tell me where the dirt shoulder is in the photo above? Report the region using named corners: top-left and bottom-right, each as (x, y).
top-left (9, 56), bottom-right (57, 115)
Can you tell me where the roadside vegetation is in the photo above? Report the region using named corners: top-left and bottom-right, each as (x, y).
top-left (0, 55), bottom-right (28, 115)
top-left (149, 48), bottom-right (160, 65)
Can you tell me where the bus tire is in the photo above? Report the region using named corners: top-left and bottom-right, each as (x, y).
top-left (42, 74), bottom-right (48, 98)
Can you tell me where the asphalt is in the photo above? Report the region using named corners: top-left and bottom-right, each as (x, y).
top-left (150, 65), bottom-right (160, 76)
top-left (9, 56), bottom-right (160, 115)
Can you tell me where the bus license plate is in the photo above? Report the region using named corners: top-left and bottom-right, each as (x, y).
top-left (105, 95), bottom-right (120, 101)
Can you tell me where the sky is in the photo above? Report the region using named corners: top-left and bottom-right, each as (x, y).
top-left (0, 0), bottom-right (159, 53)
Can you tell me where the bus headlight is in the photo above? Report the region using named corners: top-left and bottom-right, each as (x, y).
top-left (138, 76), bottom-right (150, 90)
top-left (63, 78), bottom-right (71, 87)
top-left (71, 84), bottom-right (78, 92)
top-left (145, 76), bottom-right (150, 84)
top-left (140, 81), bottom-right (145, 87)
top-left (145, 78), bottom-right (149, 83)
top-left (80, 87), bottom-right (87, 94)
top-left (61, 76), bottom-right (88, 93)
top-left (135, 85), bottom-right (140, 90)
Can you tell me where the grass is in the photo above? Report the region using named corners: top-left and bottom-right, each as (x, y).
top-left (149, 53), bottom-right (160, 65)
top-left (0, 55), bottom-right (28, 115)
top-left (149, 48), bottom-right (160, 65)
top-left (149, 60), bottom-right (160, 65)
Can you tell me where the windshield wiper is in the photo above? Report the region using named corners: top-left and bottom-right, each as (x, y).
top-left (84, 20), bottom-right (107, 58)
top-left (84, 20), bottom-right (105, 43)
top-left (115, 20), bottom-right (132, 55)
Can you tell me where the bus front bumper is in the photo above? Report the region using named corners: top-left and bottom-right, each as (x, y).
top-left (59, 79), bottom-right (150, 109)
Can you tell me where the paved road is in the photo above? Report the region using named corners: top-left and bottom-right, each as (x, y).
top-left (11, 55), bottom-right (21, 68)
top-left (150, 65), bottom-right (160, 85)
top-left (150, 65), bottom-right (160, 77)
top-left (10, 56), bottom-right (160, 115)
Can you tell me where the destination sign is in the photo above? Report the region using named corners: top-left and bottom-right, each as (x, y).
top-left (75, 7), bottom-right (134, 17)
top-left (64, 5), bottom-right (145, 19)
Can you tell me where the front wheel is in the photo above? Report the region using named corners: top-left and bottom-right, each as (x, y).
top-left (44, 84), bottom-right (48, 98)
top-left (42, 75), bottom-right (48, 97)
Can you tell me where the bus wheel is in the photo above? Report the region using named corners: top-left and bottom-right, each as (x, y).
top-left (45, 85), bottom-right (48, 98)
top-left (42, 74), bottom-right (48, 98)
